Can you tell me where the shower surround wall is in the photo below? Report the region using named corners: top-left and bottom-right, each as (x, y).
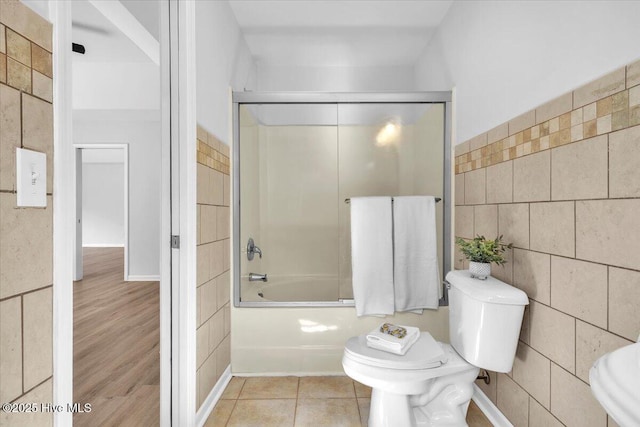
top-left (195, 125), bottom-right (231, 410)
top-left (455, 60), bottom-right (640, 427)
top-left (0, 2), bottom-right (54, 426)
top-left (238, 104), bottom-right (445, 302)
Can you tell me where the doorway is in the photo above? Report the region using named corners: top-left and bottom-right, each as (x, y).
top-left (73, 144), bottom-right (129, 281)
top-left (51, 0), bottom-right (172, 425)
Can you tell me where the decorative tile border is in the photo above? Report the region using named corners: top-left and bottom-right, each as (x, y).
top-left (197, 125), bottom-right (230, 175)
top-left (455, 60), bottom-right (640, 174)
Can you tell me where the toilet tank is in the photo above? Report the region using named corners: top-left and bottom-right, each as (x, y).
top-left (445, 270), bottom-right (529, 373)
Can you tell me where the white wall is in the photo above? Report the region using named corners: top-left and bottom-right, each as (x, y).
top-left (256, 64), bottom-right (415, 92)
top-left (73, 62), bottom-right (161, 110)
top-left (415, 0), bottom-right (640, 144)
top-left (195, 0), bottom-right (255, 143)
top-left (82, 161), bottom-right (125, 247)
top-left (74, 111), bottom-right (161, 278)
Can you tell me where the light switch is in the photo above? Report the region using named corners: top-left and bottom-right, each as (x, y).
top-left (16, 148), bottom-right (47, 207)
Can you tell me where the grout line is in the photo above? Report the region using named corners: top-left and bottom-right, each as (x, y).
top-left (606, 133), bottom-right (610, 199)
top-left (606, 267), bottom-right (610, 331)
top-left (352, 380), bottom-right (362, 425)
top-left (530, 296), bottom-right (633, 343)
top-left (0, 283), bottom-right (52, 304)
top-left (527, 391), bottom-right (531, 426)
top-left (293, 377), bottom-right (300, 425)
top-left (10, 375), bottom-right (52, 404)
top-left (574, 317), bottom-right (577, 379)
top-left (572, 200), bottom-right (578, 259)
top-left (21, 295), bottom-right (24, 395)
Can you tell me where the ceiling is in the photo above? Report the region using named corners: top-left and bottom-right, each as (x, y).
top-left (71, 0), bottom-right (158, 63)
top-left (70, 1), bottom-right (452, 68)
top-left (120, 0), bottom-right (160, 40)
top-left (228, 0), bottom-right (453, 67)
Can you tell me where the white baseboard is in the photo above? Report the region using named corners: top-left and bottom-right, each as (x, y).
top-left (82, 244), bottom-right (125, 248)
top-left (472, 383), bottom-right (513, 427)
top-left (196, 365), bottom-right (232, 427)
top-left (126, 275), bottom-right (161, 281)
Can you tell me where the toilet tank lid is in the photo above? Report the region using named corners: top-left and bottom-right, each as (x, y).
top-left (445, 270), bottom-right (529, 305)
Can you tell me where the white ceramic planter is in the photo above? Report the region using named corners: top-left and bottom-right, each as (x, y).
top-left (469, 261), bottom-right (491, 280)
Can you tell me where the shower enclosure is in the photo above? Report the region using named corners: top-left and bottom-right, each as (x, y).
top-left (233, 93), bottom-right (451, 307)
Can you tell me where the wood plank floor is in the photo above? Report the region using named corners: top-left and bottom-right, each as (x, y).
top-left (73, 247), bottom-right (160, 427)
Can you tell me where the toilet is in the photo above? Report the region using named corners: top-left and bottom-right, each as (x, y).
top-left (342, 270), bottom-right (529, 427)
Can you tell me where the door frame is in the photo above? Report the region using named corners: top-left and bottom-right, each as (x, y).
top-left (73, 144), bottom-right (129, 281)
top-left (169, 0), bottom-right (197, 424)
top-left (51, 1), bottom-right (173, 426)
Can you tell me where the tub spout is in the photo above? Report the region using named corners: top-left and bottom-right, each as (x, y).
top-left (249, 273), bottom-right (268, 282)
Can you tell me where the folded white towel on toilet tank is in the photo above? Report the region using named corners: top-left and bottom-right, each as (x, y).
top-left (350, 197), bottom-right (394, 317)
top-left (393, 196), bottom-right (441, 312)
top-left (366, 324), bottom-right (420, 355)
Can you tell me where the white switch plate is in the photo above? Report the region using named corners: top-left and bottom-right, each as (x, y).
top-left (16, 148), bottom-right (47, 207)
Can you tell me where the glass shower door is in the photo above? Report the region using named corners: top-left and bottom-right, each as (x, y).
top-left (238, 104), bottom-right (340, 303)
top-left (336, 103), bottom-right (445, 299)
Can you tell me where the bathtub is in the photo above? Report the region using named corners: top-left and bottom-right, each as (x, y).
top-left (241, 275), bottom-right (341, 302)
top-left (233, 274), bottom-right (451, 375)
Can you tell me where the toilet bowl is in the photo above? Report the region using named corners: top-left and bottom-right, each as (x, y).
top-left (343, 270), bottom-right (529, 427)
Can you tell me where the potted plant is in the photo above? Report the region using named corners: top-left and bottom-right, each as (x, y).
top-left (455, 235), bottom-right (512, 280)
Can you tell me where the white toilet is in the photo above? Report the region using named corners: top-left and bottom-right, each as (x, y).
top-left (342, 270), bottom-right (529, 427)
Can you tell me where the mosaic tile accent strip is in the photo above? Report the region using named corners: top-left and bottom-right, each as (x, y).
top-left (196, 125), bottom-right (230, 175)
top-left (455, 62), bottom-right (640, 175)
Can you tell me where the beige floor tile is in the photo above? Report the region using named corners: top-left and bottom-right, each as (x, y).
top-left (353, 381), bottom-right (371, 398)
top-left (204, 399), bottom-right (236, 427)
top-left (298, 376), bottom-right (355, 398)
top-left (467, 400), bottom-right (492, 427)
top-left (357, 398), bottom-right (370, 427)
top-left (294, 398), bottom-right (360, 427)
top-left (214, 376), bottom-right (492, 426)
top-left (239, 376), bottom-right (299, 399)
top-left (227, 399), bottom-right (296, 427)
top-left (221, 377), bottom-right (246, 399)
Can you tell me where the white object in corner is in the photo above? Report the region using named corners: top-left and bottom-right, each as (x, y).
top-left (16, 148), bottom-right (47, 207)
top-left (590, 341), bottom-right (640, 426)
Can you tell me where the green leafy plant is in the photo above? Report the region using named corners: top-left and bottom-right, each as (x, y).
top-left (455, 235), bottom-right (513, 265)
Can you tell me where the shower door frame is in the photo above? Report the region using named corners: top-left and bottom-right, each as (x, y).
top-left (232, 91), bottom-right (453, 307)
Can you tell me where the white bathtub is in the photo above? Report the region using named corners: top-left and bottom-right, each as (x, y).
top-left (241, 275), bottom-right (341, 302)
top-left (233, 274), bottom-right (450, 375)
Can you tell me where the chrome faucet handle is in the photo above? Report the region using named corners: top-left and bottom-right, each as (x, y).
top-left (247, 238), bottom-right (263, 260)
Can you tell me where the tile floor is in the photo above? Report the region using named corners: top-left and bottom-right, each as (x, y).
top-left (204, 376), bottom-right (492, 426)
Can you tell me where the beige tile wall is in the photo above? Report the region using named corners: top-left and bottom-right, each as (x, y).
top-left (196, 125), bottom-right (231, 410)
top-left (455, 61), bottom-right (640, 427)
top-left (0, 3), bottom-right (53, 426)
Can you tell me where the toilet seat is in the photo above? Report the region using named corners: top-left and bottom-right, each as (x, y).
top-left (344, 332), bottom-right (448, 370)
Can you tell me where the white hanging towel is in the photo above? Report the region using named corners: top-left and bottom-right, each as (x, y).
top-left (350, 197), bottom-right (394, 317)
top-left (393, 196), bottom-right (440, 311)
